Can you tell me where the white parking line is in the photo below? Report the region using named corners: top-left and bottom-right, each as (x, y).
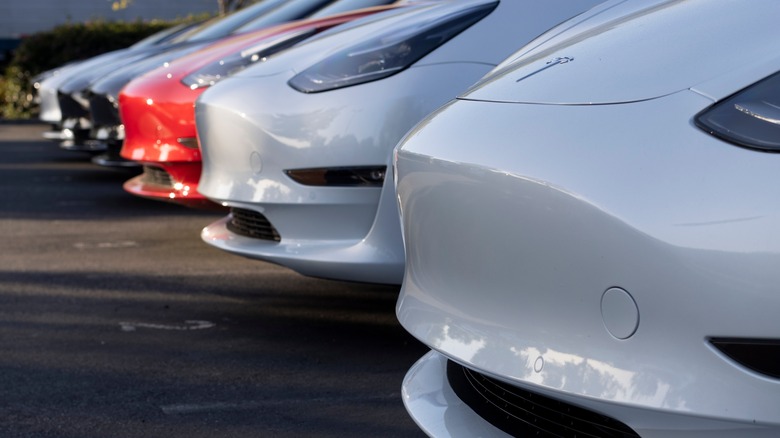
top-left (119, 320), bottom-right (215, 332)
top-left (161, 395), bottom-right (397, 415)
top-left (74, 241), bottom-right (139, 249)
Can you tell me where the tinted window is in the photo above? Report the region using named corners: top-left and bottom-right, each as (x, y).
top-left (235, 0), bottom-right (336, 33)
top-left (186, 0), bottom-right (290, 42)
top-left (308, 0), bottom-right (396, 19)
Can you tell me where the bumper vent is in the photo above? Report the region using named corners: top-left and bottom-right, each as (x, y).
top-left (711, 338), bottom-right (780, 379)
top-left (227, 208), bottom-right (281, 242)
top-left (141, 166), bottom-right (174, 188)
top-left (447, 360), bottom-right (639, 437)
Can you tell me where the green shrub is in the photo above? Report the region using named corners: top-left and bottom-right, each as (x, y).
top-left (1, 19), bottom-right (199, 120)
top-left (0, 65), bottom-right (36, 119)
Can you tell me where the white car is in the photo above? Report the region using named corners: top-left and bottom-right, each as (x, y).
top-left (37, 0), bottom-right (334, 147)
top-left (395, 0), bottom-right (780, 436)
top-left (35, 22), bottom-right (198, 142)
top-left (196, 0), bottom-right (606, 284)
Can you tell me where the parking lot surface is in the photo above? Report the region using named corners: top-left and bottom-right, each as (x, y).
top-left (0, 123), bottom-right (427, 437)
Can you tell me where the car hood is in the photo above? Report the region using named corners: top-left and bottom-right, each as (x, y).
top-left (229, 2), bottom-right (439, 79)
top-left (57, 42), bottom-right (192, 95)
top-left (230, 0), bottom-right (582, 80)
top-left (88, 42), bottom-right (210, 97)
top-left (461, 0), bottom-right (780, 105)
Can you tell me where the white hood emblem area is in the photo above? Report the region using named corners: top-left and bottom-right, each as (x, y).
top-left (516, 56), bottom-right (574, 83)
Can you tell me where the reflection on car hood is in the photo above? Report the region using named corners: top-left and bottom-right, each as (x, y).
top-left (88, 42), bottom-right (209, 97)
top-left (57, 43), bottom-right (187, 95)
top-left (462, 0), bottom-right (780, 105)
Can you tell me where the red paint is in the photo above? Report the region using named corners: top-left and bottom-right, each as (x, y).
top-left (119, 6), bottom-right (399, 208)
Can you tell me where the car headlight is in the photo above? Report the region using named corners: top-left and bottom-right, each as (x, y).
top-left (695, 71), bottom-right (780, 152)
top-left (181, 28), bottom-right (317, 90)
top-left (288, 2), bottom-right (497, 93)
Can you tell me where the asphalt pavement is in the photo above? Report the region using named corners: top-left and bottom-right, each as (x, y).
top-left (0, 122), bottom-right (428, 437)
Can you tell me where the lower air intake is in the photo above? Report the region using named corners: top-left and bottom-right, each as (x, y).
top-left (447, 360), bottom-right (639, 437)
top-left (141, 166), bottom-right (174, 188)
top-left (227, 208), bottom-right (281, 242)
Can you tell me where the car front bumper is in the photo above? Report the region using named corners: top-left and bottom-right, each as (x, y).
top-left (195, 63), bottom-right (492, 284)
top-left (402, 351), bottom-right (511, 438)
top-left (395, 91), bottom-right (780, 433)
top-left (124, 163), bottom-right (215, 208)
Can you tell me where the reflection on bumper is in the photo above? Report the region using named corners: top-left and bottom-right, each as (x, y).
top-left (202, 215), bottom-right (403, 284)
top-left (43, 129), bottom-right (74, 141)
top-left (123, 167), bottom-right (218, 209)
top-left (402, 351), bottom-right (510, 438)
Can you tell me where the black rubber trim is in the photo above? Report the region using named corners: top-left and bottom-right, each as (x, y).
top-left (446, 360), bottom-right (639, 437)
top-left (710, 338), bottom-right (780, 379)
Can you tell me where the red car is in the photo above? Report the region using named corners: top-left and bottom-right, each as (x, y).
top-left (119, 3), bottom-right (402, 208)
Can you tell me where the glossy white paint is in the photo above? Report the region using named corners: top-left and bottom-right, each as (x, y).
top-left (37, 75), bottom-right (63, 124)
top-left (196, 0), bottom-right (607, 284)
top-left (465, 0), bottom-right (780, 105)
top-left (402, 351), bottom-right (511, 438)
top-left (405, 350), bottom-right (780, 437)
top-left (395, 0), bottom-right (780, 434)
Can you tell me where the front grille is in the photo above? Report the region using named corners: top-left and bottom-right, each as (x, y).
top-left (227, 208), bottom-right (281, 242)
top-left (141, 166), bottom-right (174, 188)
top-left (57, 91), bottom-right (89, 118)
top-left (447, 360), bottom-right (639, 437)
top-left (89, 94), bottom-right (120, 126)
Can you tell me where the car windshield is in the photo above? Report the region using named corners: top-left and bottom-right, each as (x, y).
top-left (130, 23), bottom-right (191, 48)
top-left (308, 0), bottom-right (397, 19)
top-left (299, 2), bottom-right (432, 45)
top-left (235, 0), bottom-right (335, 33)
top-left (185, 0), bottom-right (290, 42)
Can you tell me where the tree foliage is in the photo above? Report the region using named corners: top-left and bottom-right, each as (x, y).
top-left (112, 0), bottom-right (249, 16)
top-left (112, 0), bottom-right (133, 11)
top-left (218, 0), bottom-right (252, 16)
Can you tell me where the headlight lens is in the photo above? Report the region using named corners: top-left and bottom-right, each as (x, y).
top-left (181, 28), bottom-right (317, 90)
top-left (288, 2), bottom-right (497, 93)
top-left (695, 71), bottom-right (780, 152)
